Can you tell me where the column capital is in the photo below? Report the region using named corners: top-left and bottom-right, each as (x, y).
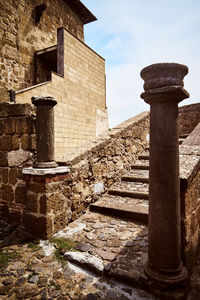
top-left (31, 96), bottom-right (57, 107)
top-left (140, 63), bottom-right (189, 104)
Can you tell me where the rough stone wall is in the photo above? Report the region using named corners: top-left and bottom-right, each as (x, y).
top-left (179, 102), bottom-right (200, 135)
top-left (22, 170), bottom-right (72, 239)
top-left (0, 0), bottom-right (84, 101)
top-left (0, 102), bottom-right (149, 237)
top-left (59, 111), bottom-right (149, 221)
top-left (180, 143), bottom-right (200, 270)
top-left (0, 102), bottom-right (35, 224)
top-left (16, 28), bottom-right (107, 157)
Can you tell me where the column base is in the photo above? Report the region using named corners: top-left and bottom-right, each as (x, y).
top-left (33, 161), bottom-right (58, 169)
top-left (144, 262), bottom-right (188, 288)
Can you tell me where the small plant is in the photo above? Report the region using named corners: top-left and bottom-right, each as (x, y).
top-left (49, 238), bottom-right (76, 266)
top-left (0, 249), bottom-right (19, 270)
top-left (48, 280), bottom-right (61, 290)
top-left (27, 240), bottom-right (41, 252)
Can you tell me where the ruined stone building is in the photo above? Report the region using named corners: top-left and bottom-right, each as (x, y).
top-left (0, 0), bottom-right (108, 157)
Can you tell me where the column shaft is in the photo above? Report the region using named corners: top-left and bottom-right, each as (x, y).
top-left (32, 96), bottom-right (58, 168)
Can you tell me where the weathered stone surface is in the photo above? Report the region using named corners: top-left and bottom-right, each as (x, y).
top-left (64, 251), bottom-right (104, 273)
top-left (179, 103), bottom-right (200, 135)
top-left (96, 249), bottom-right (116, 261)
top-left (7, 149), bottom-right (32, 167)
top-left (76, 242), bottom-right (91, 252)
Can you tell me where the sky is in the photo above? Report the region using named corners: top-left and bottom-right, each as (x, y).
top-left (82, 0), bottom-right (200, 128)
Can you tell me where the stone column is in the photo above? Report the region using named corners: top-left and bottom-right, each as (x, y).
top-left (140, 63), bottom-right (189, 287)
top-left (31, 96), bottom-right (58, 168)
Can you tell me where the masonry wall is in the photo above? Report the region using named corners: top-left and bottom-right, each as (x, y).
top-left (0, 102), bottom-right (35, 224)
top-left (179, 102), bottom-right (200, 135)
top-left (58, 112), bottom-right (149, 221)
top-left (179, 126), bottom-right (200, 270)
top-left (0, 107), bottom-right (149, 238)
top-left (16, 28), bottom-right (107, 157)
top-left (0, 0), bottom-right (84, 101)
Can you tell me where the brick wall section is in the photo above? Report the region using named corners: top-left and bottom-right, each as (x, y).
top-left (16, 28), bottom-right (107, 157)
top-left (178, 102), bottom-right (200, 135)
top-left (58, 111), bottom-right (150, 221)
top-left (0, 0), bottom-right (84, 101)
top-left (0, 102), bottom-right (36, 224)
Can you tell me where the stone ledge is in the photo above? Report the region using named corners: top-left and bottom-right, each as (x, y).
top-left (58, 111), bottom-right (150, 165)
top-left (23, 166), bottom-right (70, 176)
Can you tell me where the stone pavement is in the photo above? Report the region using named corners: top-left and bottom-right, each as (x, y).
top-left (0, 219), bottom-right (156, 300)
top-left (0, 214), bottom-right (200, 300)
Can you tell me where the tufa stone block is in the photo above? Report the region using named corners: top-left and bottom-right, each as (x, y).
top-left (2, 168), bottom-right (9, 184)
top-left (16, 117), bottom-right (34, 134)
top-left (26, 191), bottom-right (39, 213)
top-left (15, 182), bottom-right (26, 205)
top-left (1, 135), bottom-right (12, 151)
top-left (22, 213), bottom-right (53, 239)
top-left (4, 118), bottom-right (15, 134)
top-left (2, 184), bottom-right (14, 202)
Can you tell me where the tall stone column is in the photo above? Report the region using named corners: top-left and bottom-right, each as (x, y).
top-left (32, 96), bottom-right (58, 168)
top-left (140, 63), bottom-right (189, 287)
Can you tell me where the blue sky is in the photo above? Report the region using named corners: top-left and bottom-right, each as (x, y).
top-left (82, 0), bottom-right (200, 127)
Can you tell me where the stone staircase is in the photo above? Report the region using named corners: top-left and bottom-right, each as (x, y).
top-left (90, 133), bottom-right (189, 224)
top-left (52, 132), bottom-right (190, 298)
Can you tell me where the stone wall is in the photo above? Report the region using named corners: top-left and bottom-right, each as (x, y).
top-left (178, 102), bottom-right (200, 135)
top-left (22, 167), bottom-right (72, 239)
top-left (0, 0), bottom-right (84, 101)
top-left (0, 102), bottom-right (35, 224)
top-left (16, 28), bottom-right (107, 157)
top-left (58, 111), bottom-right (150, 222)
top-left (180, 130), bottom-right (200, 270)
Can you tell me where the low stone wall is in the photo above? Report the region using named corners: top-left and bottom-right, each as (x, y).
top-left (0, 103), bottom-right (150, 237)
top-left (0, 102), bottom-right (36, 224)
top-left (179, 102), bottom-right (200, 135)
top-left (58, 111), bottom-right (150, 221)
top-left (180, 123), bottom-right (200, 271)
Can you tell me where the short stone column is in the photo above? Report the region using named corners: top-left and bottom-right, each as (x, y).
top-left (31, 96), bottom-right (58, 168)
top-left (140, 63), bottom-right (189, 287)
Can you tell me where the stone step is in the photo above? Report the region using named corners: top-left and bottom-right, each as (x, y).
top-left (108, 188), bottom-right (149, 200)
top-left (138, 151), bottom-right (149, 161)
top-left (111, 181), bottom-right (149, 192)
top-left (179, 133), bottom-right (190, 139)
top-left (126, 169), bottom-right (149, 177)
top-left (124, 169), bottom-right (149, 183)
top-left (122, 175), bottom-right (149, 183)
top-left (90, 195), bottom-right (148, 223)
top-left (179, 138), bottom-right (185, 145)
top-left (131, 160), bottom-right (149, 170)
top-left (138, 154), bottom-right (149, 160)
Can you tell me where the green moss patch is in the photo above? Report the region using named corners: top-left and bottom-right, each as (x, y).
top-left (49, 238), bottom-right (76, 266)
top-left (27, 240), bottom-right (41, 252)
top-left (0, 249), bottom-right (19, 270)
